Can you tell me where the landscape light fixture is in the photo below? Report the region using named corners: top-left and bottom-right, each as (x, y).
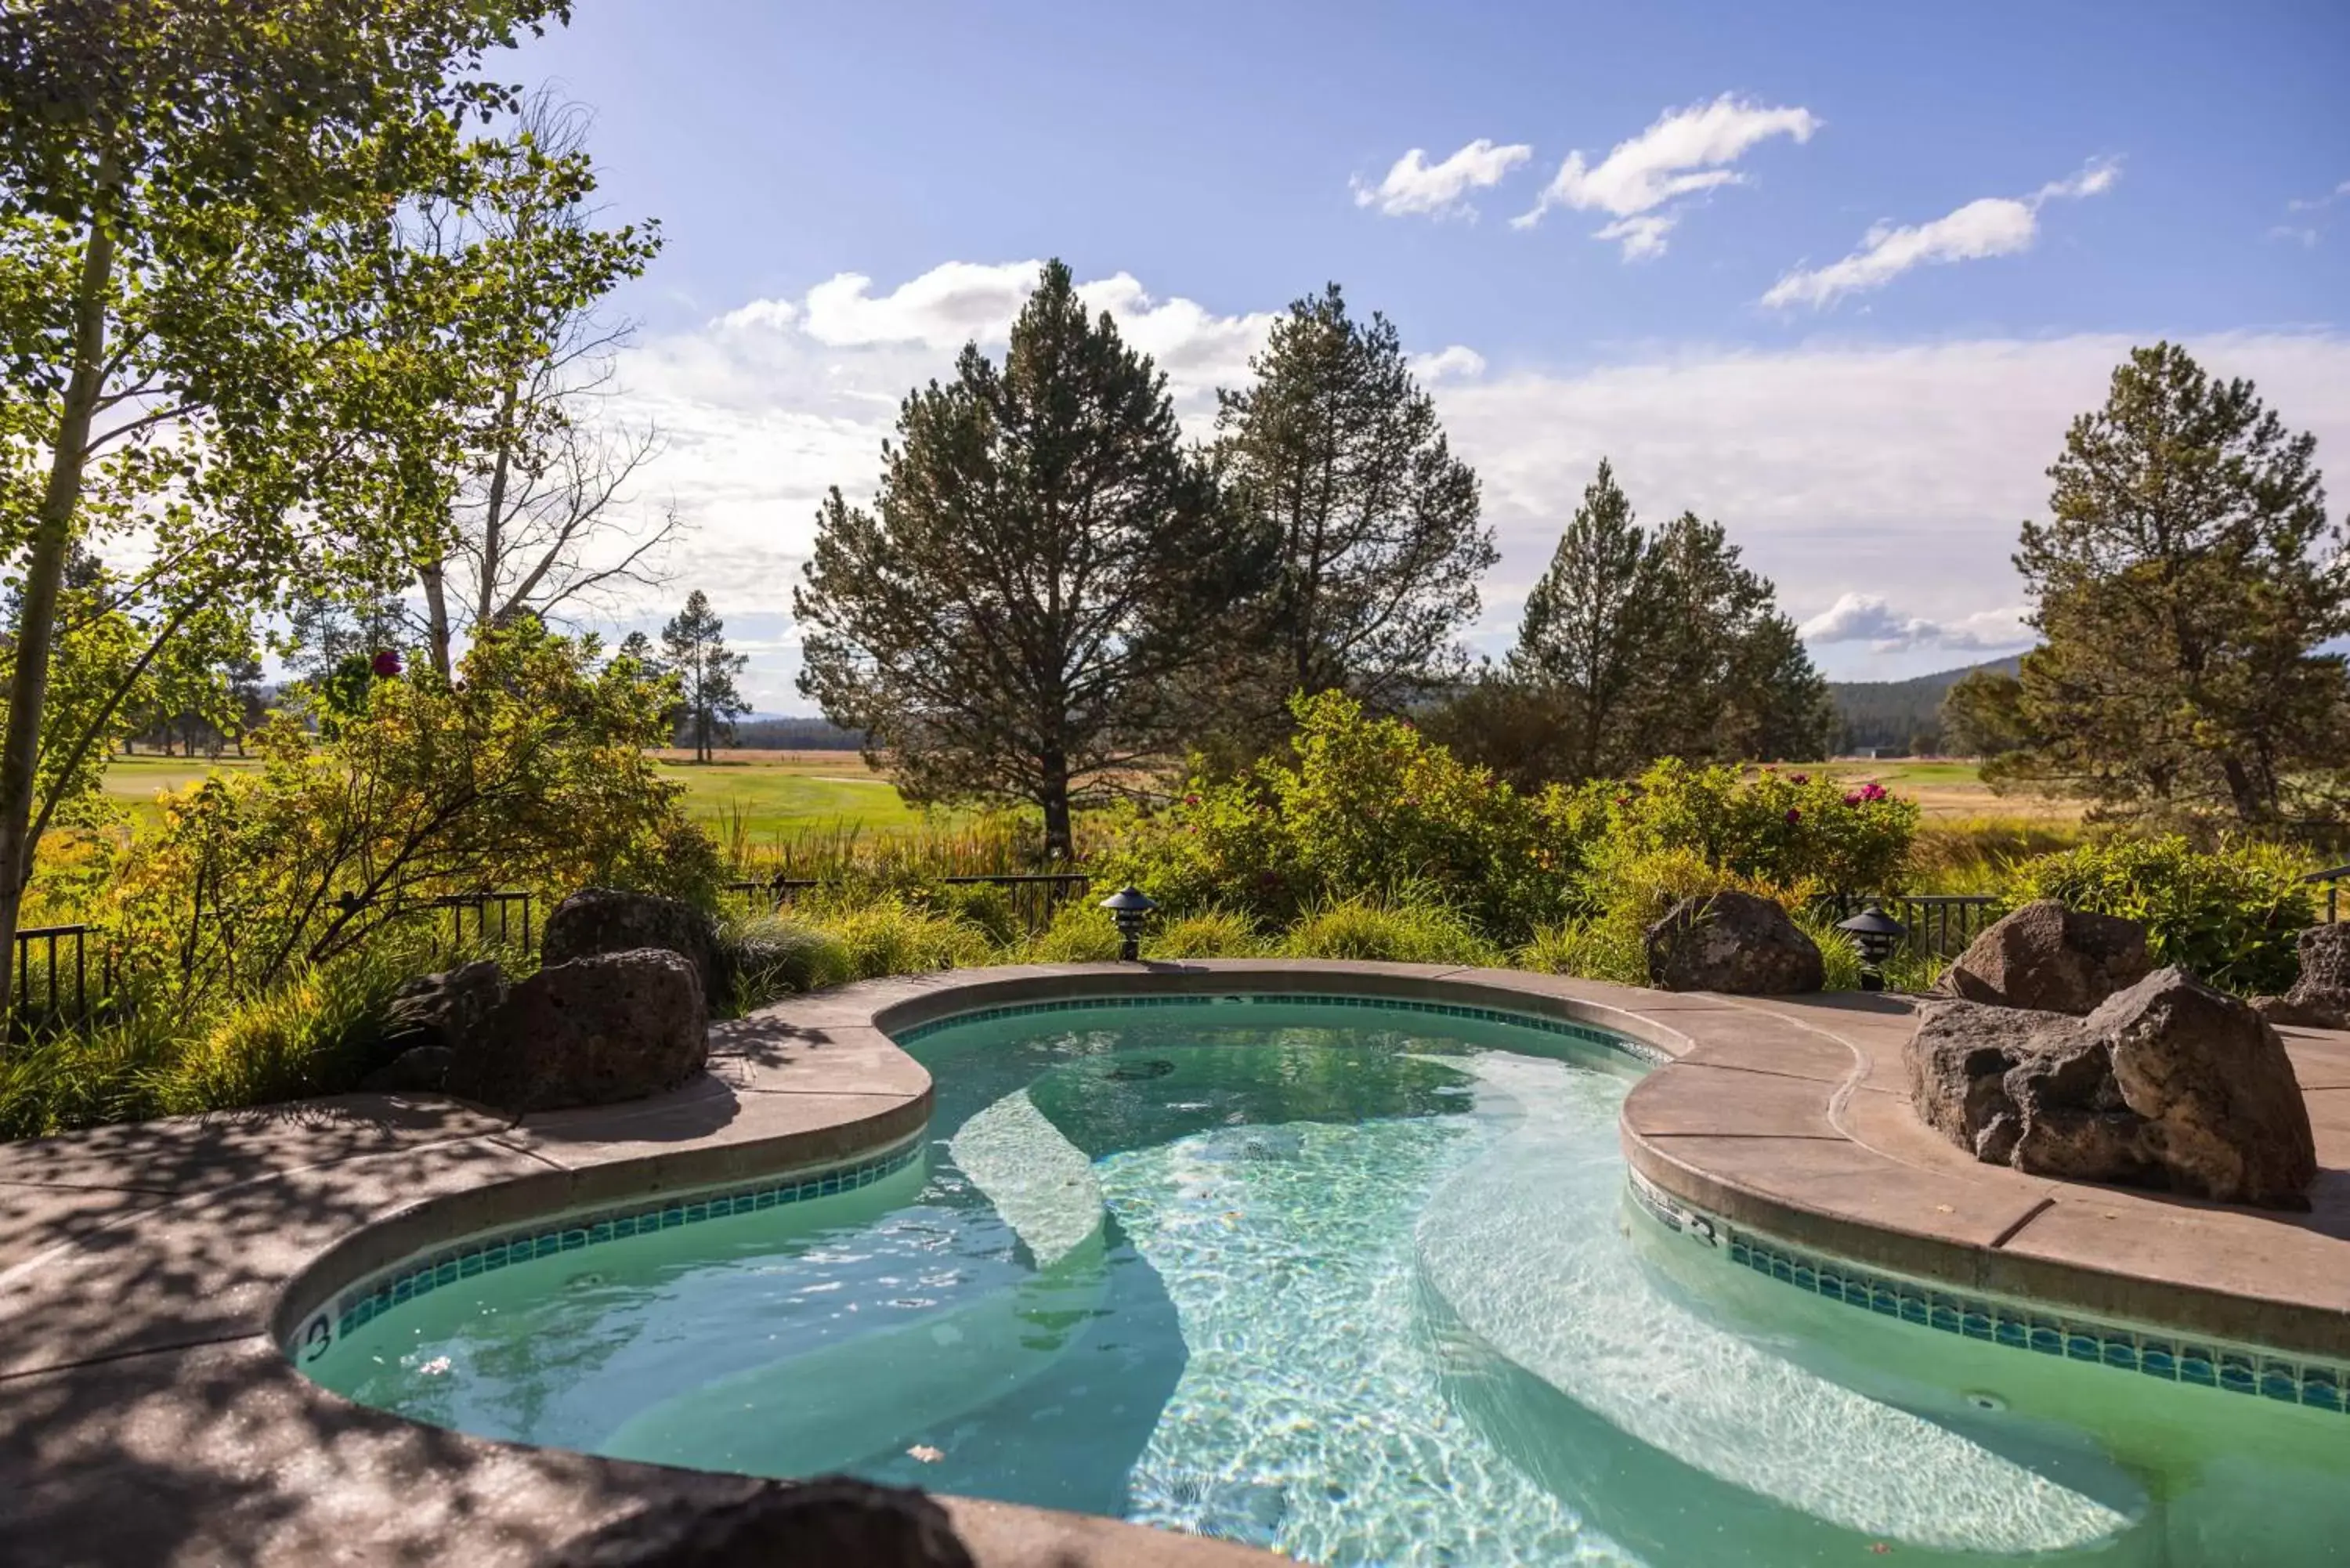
top-left (1098, 885), bottom-right (1158, 963)
top-left (1835, 901), bottom-right (1907, 992)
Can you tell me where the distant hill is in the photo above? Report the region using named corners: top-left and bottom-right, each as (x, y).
top-left (714, 715), bottom-right (867, 750)
top-left (1828, 656), bottom-right (2023, 754)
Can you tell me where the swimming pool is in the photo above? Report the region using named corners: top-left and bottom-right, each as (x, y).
top-left (298, 995), bottom-right (2350, 1565)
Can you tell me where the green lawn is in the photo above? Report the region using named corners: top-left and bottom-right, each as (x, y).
top-left (99, 753), bottom-right (265, 819)
top-left (656, 754), bottom-right (923, 840)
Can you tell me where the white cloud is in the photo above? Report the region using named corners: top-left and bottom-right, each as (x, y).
top-left (608, 258), bottom-right (2350, 705)
top-left (2286, 179), bottom-right (2350, 213)
top-left (1797, 593), bottom-right (2031, 653)
top-left (1431, 330), bottom-right (2350, 681)
top-left (1763, 157), bottom-right (2120, 309)
top-left (1412, 345), bottom-right (1488, 383)
top-left (1353, 139), bottom-right (1532, 219)
top-left (1514, 95), bottom-right (1820, 257)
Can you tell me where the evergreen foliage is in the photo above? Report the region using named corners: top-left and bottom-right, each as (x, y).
top-left (1209, 284), bottom-right (1495, 748)
top-left (796, 260), bottom-right (1266, 858)
top-left (1992, 342), bottom-right (2350, 829)
top-left (660, 590), bottom-right (750, 762)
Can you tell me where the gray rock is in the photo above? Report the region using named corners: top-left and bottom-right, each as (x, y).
top-left (378, 959), bottom-right (507, 1058)
top-left (2251, 924), bottom-right (2350, 1030)
top-left (1643, 891), bottom-right (1824, 995)
top-left (2088, 967), bottom-right (2316, 1208)
top-left (544, 887), bottom-right (732, 1012)
top-left (1938, 900), bottom-right (2149, 1015)
top-left (1906, 999), bottom-right (2079, 1163)
top-left (360, 1046), bottom-right (456, 1093)
top-left (451, 948), bottom-right (708, 1114)
top-left (1905, 966), bottom-right (2318, 1209)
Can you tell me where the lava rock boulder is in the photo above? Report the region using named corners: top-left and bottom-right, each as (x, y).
top-left (2252, 923), bottom-right (2350, 1031)
top-left (358, 959), bottom-right (508, 1092)
top-left (450, 948), bottom-right (708, 1114)
top-left (544, 886), bottom-right (732, 1012)
top-left (1643, 891), bottom-right (1824, 995)
top-left (1937, 900), bottom-right (2150, 1015)
top-left (1907, 966), bottom-right (2316, 1209)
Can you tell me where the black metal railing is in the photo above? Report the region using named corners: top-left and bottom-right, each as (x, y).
top-left (2308, 865), bottom-right (2347, 924)
top-left (723, 872), bottom-right (1096, 934)
top-left (330, 888), bottom-right (536, 949)
top-left (1816, 893), bottom-right (2003, 958)
top-left (11, 923), bottom-right (107, 1025)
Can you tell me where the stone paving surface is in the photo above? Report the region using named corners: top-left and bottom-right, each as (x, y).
top-left (3, 959), bottom-right (2345, 1566)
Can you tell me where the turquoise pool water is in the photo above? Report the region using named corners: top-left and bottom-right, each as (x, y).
top-left (302, 999), bottom-right (2350, 1565)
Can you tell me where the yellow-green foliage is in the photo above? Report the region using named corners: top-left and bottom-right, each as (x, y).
top-left (1793, 908), bottom-right (1864, 992)
top-left (721, 914), bottom-right (853, 1010)
top-left (0, 927), bottom-right (523, 1140)
top-left (1278, 896), bottom-right (1502, 966)
top-left (1146, 909), bottom-right (1264, 959)
top-left (808, 898), bottom-right (997, 980)
top-left (2008, 836), bottom-right (2316, 994)
top-left (1025, 901), bottom-right (1125, 963)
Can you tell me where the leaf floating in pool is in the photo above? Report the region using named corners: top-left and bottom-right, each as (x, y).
top-left (907, 1445), bottom-right (944, 1463)
top-left (1106, 1059), bottom-right (1177, 1081)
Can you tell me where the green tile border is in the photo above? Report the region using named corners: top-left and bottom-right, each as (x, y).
top-left (891, 990), bottom-right (1667, 1065)
top-left (1626, 1168), bottom-right (2348, 1414)
top-left (286, 1134), bottom-right (926, 1370)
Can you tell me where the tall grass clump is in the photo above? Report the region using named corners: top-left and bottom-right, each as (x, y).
top-left (0, 923), bottom-right (525, 1140)
top-left (1278, 896), bottom-right (1502, 967)
top-left (804, 897), bottom-right (997, 980)
top-left (720, 913), bottom-right (852, 1011)
top-left (1025, 900), bottom-right (1125, 963)
top-left (1145, 909), bottom-right (1264, 960)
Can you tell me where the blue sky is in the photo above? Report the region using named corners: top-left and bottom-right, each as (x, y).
top-left (511, 1), bottom-right (2350, 709)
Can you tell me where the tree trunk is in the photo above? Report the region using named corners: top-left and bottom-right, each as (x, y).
top-left (0, 211), bottom-right (115, 1013)
top-left (1039, 750), bottom-right (1073, 862)
top-left (418, 556), bottom-right (454, 678)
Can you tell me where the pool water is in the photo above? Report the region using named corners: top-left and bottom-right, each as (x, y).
top-left (305, 999), bottom-right (2350, 1565)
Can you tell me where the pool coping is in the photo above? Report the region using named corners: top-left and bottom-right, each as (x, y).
top-left (4, 959), bottom-right (2347, 1564)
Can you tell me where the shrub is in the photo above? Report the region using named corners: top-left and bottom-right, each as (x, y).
top-left (106, 621), bottom-right (710, 1001)
top-left (1605, 759), bottom-right (1918, 894)
top-left (2007, 836), bottom-right (2315, 994)
top-left (0, 926), bottom-right (517, 1139)
top-left (721, 914), bottom-right (852, 1011)
top-left (808, 898), bottom-right (997, 980)
top-left (1100, 691), bottom-right (1592, 944)
top-left (1277, 895), bottom-right (1502, 967)
top-left (1145, 909), bottom-right (1264, 960)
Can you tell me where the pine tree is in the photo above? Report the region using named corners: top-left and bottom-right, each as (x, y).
top-left (660, 591), bottom-right (750, 764)
top-left (1512, 460), bottom-right (1651, 779)
top-left (795, 262), bottom-right (1264, 858)
top-left (1212, 284), bottom-right (1494, 746)
top-left (2005, 342), bottom-right (2349, 826)
top-left (1502, 461), bottom-right (1834, 779)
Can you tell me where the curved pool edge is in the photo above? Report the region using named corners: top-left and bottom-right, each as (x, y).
top-left (4, 961), bottom-right (2346, 1566)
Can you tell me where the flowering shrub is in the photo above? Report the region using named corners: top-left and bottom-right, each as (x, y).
top-left (1097, 692), bottom-right (1603, 941)
top-left (1603, 760), bottom-right (1918, 894)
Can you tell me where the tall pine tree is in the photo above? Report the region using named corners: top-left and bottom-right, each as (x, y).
top-left (1499, 460), bottom-right (1834, 780)
top-left (795, 262), bottom-right (1264, 858)
top-left (1211, 284), bottom-right (1494, 748)
top-left (1998, 342), bottom-right (2349, 825)
top-left (660, 591), bottom-right (749, 764)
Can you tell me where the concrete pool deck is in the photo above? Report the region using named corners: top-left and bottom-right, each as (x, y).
top-left (3, 959), bottom-right (2345, 1564)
